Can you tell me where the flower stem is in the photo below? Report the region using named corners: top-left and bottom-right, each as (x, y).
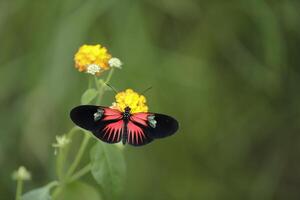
top-left (52, 185), bottom-right (64, 200)
top-left (47, 181), bottom-right (59, 188)
top-left (63, 126), bottom-right (80, 139)
top-left (64, 126), bottom-right (81, 159)
top-left (55, 126), bottom-right (79, 180)
top-left (105, 68), bottom-right (115, 83)
top-left (94, 76), bottom-right (101, 92)
top-left (56, 148), bottom-right (64, 180)
top-left (67, 163), bottom-right (91, 183)
top-left (88, 76), bottom-right (92, 88)
top-left (66, 132), bottom-right (90, 177)
top-left (98, 68), bottom-right (115, 103)
top-left (15, 179), bottom-right (23, 200)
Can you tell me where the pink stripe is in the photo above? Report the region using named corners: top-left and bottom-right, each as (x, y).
top-left (127, 121), bottom-right (145, 145)
top-left (103, 120), bottom-right (123, 142)
top-left (103, 115), bottom-right (122, 121)
top-left (104, 108), bottom-right (122, 115)
top-left (130, 113), bottom-right (150, 126)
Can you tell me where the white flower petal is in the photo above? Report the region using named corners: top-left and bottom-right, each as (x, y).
top-left (108, 57), bottom-right (122, 69)
top-left (86, 64), bottom-right (101, 75)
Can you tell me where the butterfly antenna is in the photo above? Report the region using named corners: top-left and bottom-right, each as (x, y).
top-left (141, 86), bottom-right (153, 95)
top-left (105, 83), bottom-right (118, 94)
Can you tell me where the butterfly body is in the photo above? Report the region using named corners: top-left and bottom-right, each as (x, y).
top-left (70, 105), bottom-right (179, 146)
top-left (121, 107), bottom-right (131, 145)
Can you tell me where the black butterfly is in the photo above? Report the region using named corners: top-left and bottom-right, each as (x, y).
top-left (70, 105), bottom-right (179, 146)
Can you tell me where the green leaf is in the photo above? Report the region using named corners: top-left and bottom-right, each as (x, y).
top-left (57, 181), bottom-right (102, 200)
top-left (22, 182), bottom-right (57, 200)
top-left (81, 88), bottom-right (98, 104)
top-left (90, 143), bottom-right (126, 198)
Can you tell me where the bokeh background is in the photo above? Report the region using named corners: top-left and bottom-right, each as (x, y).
top-left (1, 0), bottom-right (300, 199)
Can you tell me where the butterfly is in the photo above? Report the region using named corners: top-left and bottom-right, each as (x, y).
top-left (70, 105), bottom-right (179, 146)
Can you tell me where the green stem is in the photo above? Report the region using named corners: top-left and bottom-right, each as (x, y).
top-left (15, 179), bottom-right (23, 200)
top-left (64, 126), bottom-right (81, 159)
top-left (67, 163), bottom-right (91, 183)
top-left (52, 185), bottom-right (64, 200)
top-left (67, 126), bottom-right (81, 139)
top-left (56, 148), bottom-right (64, 180)
top-left (88, 76), bottom-right (92, 88)
top-left (47, 181), bottom-right (59, 188)
top-left (66, 132), bottom-right (90, 177)
top-left (95, 68), bottom-right (115, 104)
top-left (94, 76), bottom-right (102, 104)
top-left (56, 126), bottom-right (80, 180)
top-left (105, 68), bottom-right (115, 83)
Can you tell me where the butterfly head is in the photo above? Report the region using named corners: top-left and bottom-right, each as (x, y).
top-left (124, 106), bottom-right (131, 112)
top-left (123, 106), bottom-right (131, 119)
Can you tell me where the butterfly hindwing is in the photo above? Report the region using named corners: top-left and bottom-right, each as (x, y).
top-left (98, 120), bottom-right (123, 143)
top-left (129, 112), bottom-right (179, 141)
top-left (126, 120), bottom-right (153, 146)
top-left (70, 105), bottom-right (123, 143)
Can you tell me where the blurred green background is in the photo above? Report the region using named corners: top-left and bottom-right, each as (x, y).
top-left (1, 0), bottom-right (300, 199)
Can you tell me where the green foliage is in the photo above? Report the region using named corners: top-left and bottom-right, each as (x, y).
top-left (90, 143), bottom-right (126, 199)
top-left (14, 62), bottom-right (120, 200)
top-left (81, 88), bottom-right (98, 104)
top-left (22, 182), bottom-right (57, 200)
top-left (2, 0), bottom-right (300, 199)
top-left (57, 181), bottom-right (102, 200)
top-left (22, 188), bottom-right (51, 200)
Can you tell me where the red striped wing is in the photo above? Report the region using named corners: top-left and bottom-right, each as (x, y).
top-left (102, 108), bottom-right (123, 121)
top-left (70, 105), bottom-right (124, 144)
top-left (127, 113), bottom-right (153, 146)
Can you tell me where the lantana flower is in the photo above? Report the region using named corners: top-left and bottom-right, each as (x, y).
top-left (74, 44), bottom-right (123, 76)
top-left (74, 44), bottom-right (112, 75)
top-left (108, 57), bottom-right (122, 69)
top-left (111, 89), bottom-right (148, 113)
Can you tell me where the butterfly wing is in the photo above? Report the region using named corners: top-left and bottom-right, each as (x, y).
top-left (70, 105), bottom-right (124, 144)
top-left (126, 120), bottom-right (153, 146)
top-left (127, 112), bottom-right (178, 146)
top-left (146, 113), bottom-right (179, 138)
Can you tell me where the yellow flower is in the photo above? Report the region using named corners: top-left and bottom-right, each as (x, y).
top-left (112, 89), bottom-right (148, 113)
top-left (74, 44), bottom-right (112, 75)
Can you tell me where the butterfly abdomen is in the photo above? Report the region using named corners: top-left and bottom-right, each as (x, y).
top-left (122, 121), bottom-right (128, 145)
top-left (121, 106), bottom-right (131, 145)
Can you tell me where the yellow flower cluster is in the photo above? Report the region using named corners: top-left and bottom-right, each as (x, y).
top-left (74, 44), bottom-right (112, 74)
top-left (113, 89), bottom-right (148, 113)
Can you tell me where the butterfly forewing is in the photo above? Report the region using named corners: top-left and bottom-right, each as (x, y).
top-left (70, 105), bottom-right (124, 143)
top-left (70, 105), bottom-right (100, 131)
top-left (147, 113), bottom-right (178, 138)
